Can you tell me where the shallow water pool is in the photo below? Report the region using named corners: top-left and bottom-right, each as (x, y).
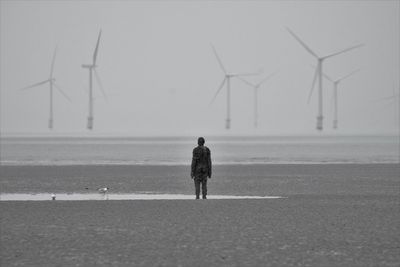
top-left (0, 193), bottom-right (284, 201)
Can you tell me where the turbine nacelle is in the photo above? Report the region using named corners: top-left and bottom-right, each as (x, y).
top-left (81, 64), bottom-right (96, 69)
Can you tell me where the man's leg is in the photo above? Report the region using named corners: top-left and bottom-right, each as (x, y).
top-left (194, 179), bottom-right (200, 199)
top-left (201, 179), bottom-right (207, 199)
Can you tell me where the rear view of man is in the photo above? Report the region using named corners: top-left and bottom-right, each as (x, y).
top-left (191, 137), bottom-right (212, 199)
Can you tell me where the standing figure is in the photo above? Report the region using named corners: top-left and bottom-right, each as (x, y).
top-left (191, 137), bottom-right (212, 199)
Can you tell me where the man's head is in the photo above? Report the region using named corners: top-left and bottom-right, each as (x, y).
top-left (198, 137), bottom-right (205, 146)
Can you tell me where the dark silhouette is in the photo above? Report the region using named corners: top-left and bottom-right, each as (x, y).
top-left (191, 137), bottom-right (212, 199)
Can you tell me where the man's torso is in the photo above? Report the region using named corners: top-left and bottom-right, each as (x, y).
top-left (192, 146), bottom-right (210, 178)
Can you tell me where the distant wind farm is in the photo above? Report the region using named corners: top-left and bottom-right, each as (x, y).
top-left (3, 1), bottom-right (397, 135)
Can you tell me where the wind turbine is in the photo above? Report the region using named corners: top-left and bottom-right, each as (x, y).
top-left (82, 30), bottom-right (106, 130)
top-left (286, 27), bottom-right (363, 131)
top-left (210, 44), bottom-right (259, 129)
top-left (237, 71), bottom-right (277, 128)
top-left (322, 69), bottom-right (360, 129)
top-left (20, 46), bottom-right (71, 129)
top-left (375, 84), bottom-right (400, 131)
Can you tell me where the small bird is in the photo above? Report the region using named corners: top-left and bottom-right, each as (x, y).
top-left (98, 187), bottom-right (109, 194)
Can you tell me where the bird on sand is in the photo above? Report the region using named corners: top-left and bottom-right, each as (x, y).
top-left (98, 187), bottom-right (110, 194)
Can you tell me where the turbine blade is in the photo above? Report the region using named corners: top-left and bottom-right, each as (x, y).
top-left (237, 76), bottom-right (255, 88)
top-left (375, 94), bottom-right (399, 102)
top-left (93, 30), bottom-right (102, 65)
top-left (94, 69), bottom-right (108, 101)
top-left (322, 73), bottom-right (334, 82)
top-left (337, 69), bottom-right (360, 82)
top-left (307, 66), bottom-right (319, 104)
top-left (232, 72), bottom-right (261, 77)
top-left (209, 77), bottom-right (226, 105)
top-left (257, 71), bottom-right (278, 87)
top-left (19, 79), bottom-right (50, 90)
top-left (211, 44), bottom-right (227, 74)
top-left (311, 64), bottom-right (333, 82)
top-left (286, 27), bottom-right (318, 58)
top-left (50, 45), bottom-right (58, 78)
top-left (323, 44), bottom-right (364, 59)
top-left (53, 83), bottom-right (72, 102)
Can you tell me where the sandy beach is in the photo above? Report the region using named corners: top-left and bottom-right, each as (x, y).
top-left (1, 164), bottom-right (400, 266)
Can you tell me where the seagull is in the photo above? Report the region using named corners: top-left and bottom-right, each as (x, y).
top-left (98, 187), bottom-right (109, 194)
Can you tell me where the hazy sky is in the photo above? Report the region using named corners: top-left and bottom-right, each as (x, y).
top-left (1, 0), bottom-right (399, 136)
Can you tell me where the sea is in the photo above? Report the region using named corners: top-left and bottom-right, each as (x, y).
top-left (1, 135), bottom-right (399, 166)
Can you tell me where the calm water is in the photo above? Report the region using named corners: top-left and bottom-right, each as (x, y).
top-left (0, 135), bottom-right (398, 165)
top-left (0, 193), bottom-right (283, 201)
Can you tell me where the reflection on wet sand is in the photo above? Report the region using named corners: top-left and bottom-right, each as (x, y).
top-left (0, 193), bottom-right (284, 201)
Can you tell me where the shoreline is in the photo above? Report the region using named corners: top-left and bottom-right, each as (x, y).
top-left (1, 163), bottom-right (399, 195)
top-left (1, 161), bottom-right (399, 166)
top-left (1, 162), bottom-right (398, 166)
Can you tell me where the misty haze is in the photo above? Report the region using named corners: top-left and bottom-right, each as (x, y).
top-left (0, 1), bottom-right (398, 135)
top-left (1, 1), bottom-right (399, 267)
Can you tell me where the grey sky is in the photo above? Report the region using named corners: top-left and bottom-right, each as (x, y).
top-left (1, 1), bottom-right (399, 136)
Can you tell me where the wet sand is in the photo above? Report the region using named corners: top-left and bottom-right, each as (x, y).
top-left (1, 164), bottom-right (399, 196)
top-left (1, 164), bottom-right (400, 266)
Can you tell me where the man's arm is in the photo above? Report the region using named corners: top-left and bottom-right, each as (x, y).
top-left (207, 148), bottom-right (212, 178)
top-left (191, 149), bottom-right (198, 179)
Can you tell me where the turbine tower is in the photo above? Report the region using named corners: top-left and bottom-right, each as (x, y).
top-left (210, 44), bottom-right (258, 129)
top-left (82, 30), bottom-right (106, 130)
top-left (237, 72), bottom-right (277, 128)
top-left (20, 46), bottom-right (71, 129)
top-left (286, 27), bottom-right (363, 131)
top-left (322, 69), bottom-right (360, 129)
